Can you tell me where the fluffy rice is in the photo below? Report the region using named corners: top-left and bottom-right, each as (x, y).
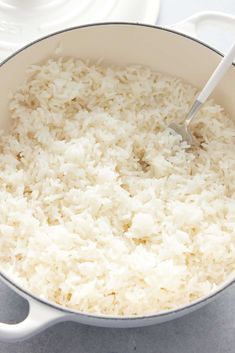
top-left (0, 57), bottom-right (235, 316)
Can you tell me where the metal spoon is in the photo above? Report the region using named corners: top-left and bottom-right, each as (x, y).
top-left (169, 41), bottom-right (235, 146)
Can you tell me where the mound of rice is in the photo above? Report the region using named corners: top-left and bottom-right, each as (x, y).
top-left (0, 58), bottom-right (235, 316)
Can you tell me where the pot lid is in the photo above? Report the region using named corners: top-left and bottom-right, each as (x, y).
top-left (0, 0), bottom-right (160, 61)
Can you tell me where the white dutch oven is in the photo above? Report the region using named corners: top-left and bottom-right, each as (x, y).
top-left (0, 11), bottom-right (235, 342)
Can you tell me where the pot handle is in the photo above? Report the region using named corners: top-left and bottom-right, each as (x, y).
top-left (170, 11), bottom-right (235, 51)
top-left (0, 298), bottom-right (66, 342)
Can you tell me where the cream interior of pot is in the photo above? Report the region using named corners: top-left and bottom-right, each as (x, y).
top-left (0, 24), bottom-right (235, 311)
top-left (1, 25), bottom-right (235, 124)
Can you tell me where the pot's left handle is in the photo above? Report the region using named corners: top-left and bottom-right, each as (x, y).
top-left (0, 298), bottom-right (66, 342)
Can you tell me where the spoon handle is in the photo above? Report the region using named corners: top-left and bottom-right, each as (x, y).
top-left (197, 41), bottom-right (235, 104)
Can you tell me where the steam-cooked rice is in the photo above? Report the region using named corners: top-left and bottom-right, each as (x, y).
top-left (0, 58), bottom-right (235, 315)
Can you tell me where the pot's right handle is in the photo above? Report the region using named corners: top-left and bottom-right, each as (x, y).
top-left (170, 11), bottom-right (235, 51)
top-left (0, 298), bottom-right (66, 342)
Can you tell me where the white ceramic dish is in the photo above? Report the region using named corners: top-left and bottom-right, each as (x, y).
top-left (0, 0), bottom-right (160, 61)
top-left (0, 11), bottom-right (235, 342)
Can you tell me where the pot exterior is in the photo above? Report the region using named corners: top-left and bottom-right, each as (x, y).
top-left (0, 270), bottom-right (230, 337)
top-left (0, 21), bottom-right (235, 340)
top-left (54, 291), bottom-right (222, 328)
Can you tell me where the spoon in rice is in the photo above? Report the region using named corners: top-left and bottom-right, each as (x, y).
top-left (169, 41), bottom-right (235, 146)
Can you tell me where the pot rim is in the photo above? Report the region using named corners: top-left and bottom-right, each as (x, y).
top-left (0, 21), bottom-right (234, 321)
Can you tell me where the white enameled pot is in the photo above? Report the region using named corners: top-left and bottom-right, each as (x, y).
top-left (0, 11), bottom-right (235, 342)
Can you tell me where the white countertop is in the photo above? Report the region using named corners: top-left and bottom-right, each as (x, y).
top-left (1, 1), bottom-right (235, 352)
top-left (158, 0), bottom-right (235, 25)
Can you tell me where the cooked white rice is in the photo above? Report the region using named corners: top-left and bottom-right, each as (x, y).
top-left (0, 58), bottom-right (235, 316)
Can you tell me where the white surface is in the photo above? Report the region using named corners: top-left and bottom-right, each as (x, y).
top-left (0, 0), bottom-right (160, 61)
top-left (158, 0), bottom-right (235, 25)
